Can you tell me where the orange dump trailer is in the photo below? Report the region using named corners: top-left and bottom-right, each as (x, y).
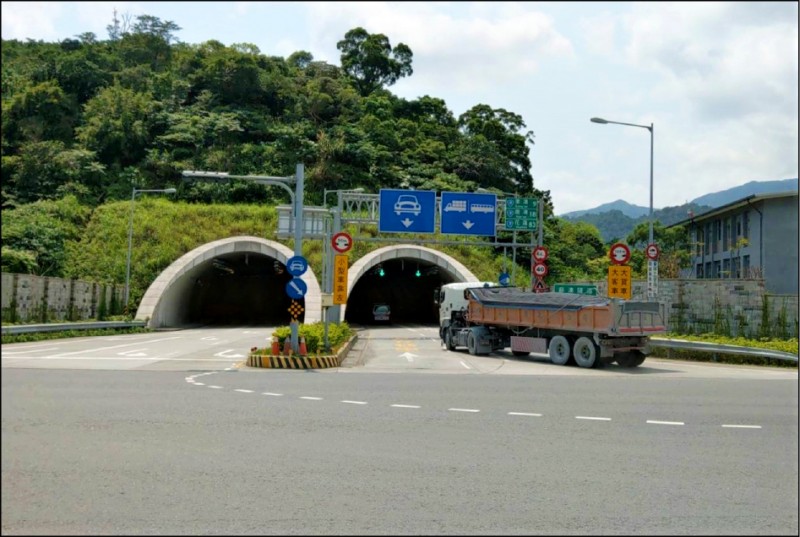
top-left (439, 285), bottom-right (667, 368)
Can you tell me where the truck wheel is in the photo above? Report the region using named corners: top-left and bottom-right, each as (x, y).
top-left (445, 330), bottom-right (456, 351)
top-left (616, 351), bottom-right (646, 368)
top-left (573, 336), bottom-right (598, 368)
top-left (467, 332), bottom-right (477, 355)
top-left (549, 335), bottom-right (571, 365)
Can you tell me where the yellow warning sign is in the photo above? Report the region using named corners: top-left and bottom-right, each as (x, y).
top-left (607, 265), bottom-right (632, 299)
top-left (333, 254), bottom-right (349, 304)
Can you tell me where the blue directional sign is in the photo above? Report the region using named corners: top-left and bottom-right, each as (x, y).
top-left (286, 255), bottom-right (308, 277)
top-left (440, 192), bottom-right (496, 236)
top-left (379, 189), bottom-right (436, 234)
top-left (499, 272), bottom-right (510, 286)
top-left (285, 277), bottom-right (307, 299)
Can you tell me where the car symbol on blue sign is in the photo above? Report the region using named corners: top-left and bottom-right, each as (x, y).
top-left (286, 255), bottom-right (308, 277)
top-left (440, 192), bottom-right (496, 236)
top-left (285, 277), bottom-right (307, 300)
top-left (379, 189), bottom-right (436, 234)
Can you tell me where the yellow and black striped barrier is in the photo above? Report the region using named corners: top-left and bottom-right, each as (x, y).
top-left (247, 354), bottom-right (341, 369)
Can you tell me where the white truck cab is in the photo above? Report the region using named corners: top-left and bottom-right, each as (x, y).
top-left (436, 281), bottom-right (498, 328)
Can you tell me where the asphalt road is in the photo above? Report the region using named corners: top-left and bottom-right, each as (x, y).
top-left (2, 325), bottom-right (797, 535)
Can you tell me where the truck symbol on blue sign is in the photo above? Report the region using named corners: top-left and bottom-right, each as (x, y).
top-left (440, 192), bottom-right (496, 237)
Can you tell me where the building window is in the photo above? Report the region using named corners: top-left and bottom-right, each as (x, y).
top-left (743, 255), bottom-right (750, 277)
top-left (736, 215), bottom-right (741, 237)
top-left (714, 261), bottom-right (721, 278)
top-left (723, 258), bottom-right (730, 278)
top-left (697, 264), bottom-right (704, 278)
top-left (743, 211), bottom-right (749, 239)
top-left (705, 261), bottom-right (712, 278)
top-left (717, 220), bottom-right (722, 241)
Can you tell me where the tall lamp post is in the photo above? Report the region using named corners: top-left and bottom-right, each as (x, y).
top-left (125, 188), bottom-right (177, 308)
top-left (590, 117), bottom-right (656, 299)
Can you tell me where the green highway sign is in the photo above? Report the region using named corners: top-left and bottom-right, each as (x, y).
top-left (554, 283), bottom-right (598, 296)
top-left (504, 198), bottom-right (538, 231)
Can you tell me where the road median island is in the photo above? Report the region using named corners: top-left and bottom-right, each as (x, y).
top-left (246, 334), bottom-right (359, 369)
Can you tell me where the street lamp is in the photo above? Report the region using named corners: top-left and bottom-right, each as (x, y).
top-left (125, 188), bottom-right (177, 308)
top-left (590, 116), bottom-right (656, 299)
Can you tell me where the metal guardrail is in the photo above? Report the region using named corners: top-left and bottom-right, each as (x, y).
top-left (651, 338), bottom-right (798, 363)
top-left (1, 321), bottom-right (146, 335)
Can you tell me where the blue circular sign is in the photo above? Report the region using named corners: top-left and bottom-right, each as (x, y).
top-left (286, 255), bottom-right (308, 277)
top-left (285, 277), bottom-right (307, 299)
top-left (499, 272), bottom-right (510, 286)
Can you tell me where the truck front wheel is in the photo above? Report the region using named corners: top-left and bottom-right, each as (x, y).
top-left (445, 330), bottom-right (456, 351)
top-left (549, 335), bottom-right (571, 365)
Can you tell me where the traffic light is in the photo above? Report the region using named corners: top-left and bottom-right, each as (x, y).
top-left (379, 267), bottom-right (385, 277)
top-left (415, 269), bottom-right (421, 277)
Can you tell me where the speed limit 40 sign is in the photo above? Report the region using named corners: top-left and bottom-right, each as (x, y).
top-left (532, 262), bottom-right (549, 278)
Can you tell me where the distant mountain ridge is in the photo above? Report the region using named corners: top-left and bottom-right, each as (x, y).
top-left (560, 178), bottom-right (798, 243)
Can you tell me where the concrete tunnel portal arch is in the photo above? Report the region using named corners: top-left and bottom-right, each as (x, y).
top-left (137, 237), bottom-right (478, 328)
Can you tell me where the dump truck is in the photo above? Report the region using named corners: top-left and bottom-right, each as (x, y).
top-left (436, 282), bottom-right (667, 368)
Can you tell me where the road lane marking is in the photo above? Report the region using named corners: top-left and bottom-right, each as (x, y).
top-left (262, 392), bottom-right (283, 396)
top-left (208, 385), bottom-right (223, 389)
top-left (215, 349), bottom-right (245, 358)
top-left (391, 404), bottom-right (420, 409)
top-left (234, 389), bottom-right (254, 393)
top-left (299, 396), bottom-right (322, 400)
top-left (193, 382), bottom-right (205, 386)
top-left (576, 416), bottom-right (612, 421)
top-left (341, 400), bottom-right (368, 405)
top-left (722, 424), bottom-right (762, 429)
top-left (449, 408), bottom-right (480, 413)
top-left (1, 346), bottom-right (60, 354)
top-left (460, 360), bottom-right (472, 369)
top-left (508, 412), bottom-right (543, 417)
top-left (647, 420), bottom-right (684, 426)
top-left (45, 338), bottom-right (182, 357)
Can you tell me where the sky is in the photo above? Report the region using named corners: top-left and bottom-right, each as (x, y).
top-left (2, 1), bottom-right (798, 215)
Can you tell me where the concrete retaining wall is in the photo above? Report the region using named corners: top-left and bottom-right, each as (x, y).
top-left (589, 278), bottom-right (798, 338)
top-left (1, 273), bottom-right (124, 323)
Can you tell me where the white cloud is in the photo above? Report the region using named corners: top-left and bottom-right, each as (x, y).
top-left (304, 2), bottom-right (573, 96)
top-left (1, 1), bottom-right (64, 40)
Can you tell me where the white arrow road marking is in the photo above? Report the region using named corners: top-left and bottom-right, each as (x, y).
top-left (401, 218), bottom-right (414, 227)
top-left (398, 352), bottom-right (417, 362)
top-left (214, 349), bottom-right (245, 358)
top-left (462, 220), bottom-right (474, 229)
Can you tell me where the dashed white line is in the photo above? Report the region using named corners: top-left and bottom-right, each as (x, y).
top-left (299, 396), bottom-right (322, 401)
top-left (262, 392), bottom-right (283, 397)
top-left (449, 408), bottom-right (480, 413)
top-left (341, 400), bottom-right (368, 405)
top-left (508, 412), bottom-right (543, 417)
top-left (194, 382), bottom-right (205, 386)
top-left (647, 420), bottom-right (684, 426)
top-left (459, 360), bottom-right (472, 369)
top-left (722, 424), bottom-right (762, 429)
top-left (234, 389), bottom-right (254, 393)
top-left (391, 404), bottom-right (420, 409)
top-left (576, 416), bottom-right (611, 421)
top-left (208, 385), bottom-right (223, 389)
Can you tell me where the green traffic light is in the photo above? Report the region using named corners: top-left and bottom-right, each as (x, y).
top-left (379, 268), bottom-right (385, 277)
top-left (415, 269), bottom-right (421, 277)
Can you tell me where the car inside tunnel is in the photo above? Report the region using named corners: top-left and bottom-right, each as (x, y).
top-left (184, 253), bottom-right (299, 325)
top-left (345, 258), bottom-right (455, 325)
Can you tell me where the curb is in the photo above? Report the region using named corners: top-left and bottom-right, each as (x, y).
top-left (246, 334), bottom-right (359, 369)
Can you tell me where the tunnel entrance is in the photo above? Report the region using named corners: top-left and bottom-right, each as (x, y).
top-left (344, 258), bottom-right (455, 325)
top-left (184, 253), bottom-right (300, 326)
